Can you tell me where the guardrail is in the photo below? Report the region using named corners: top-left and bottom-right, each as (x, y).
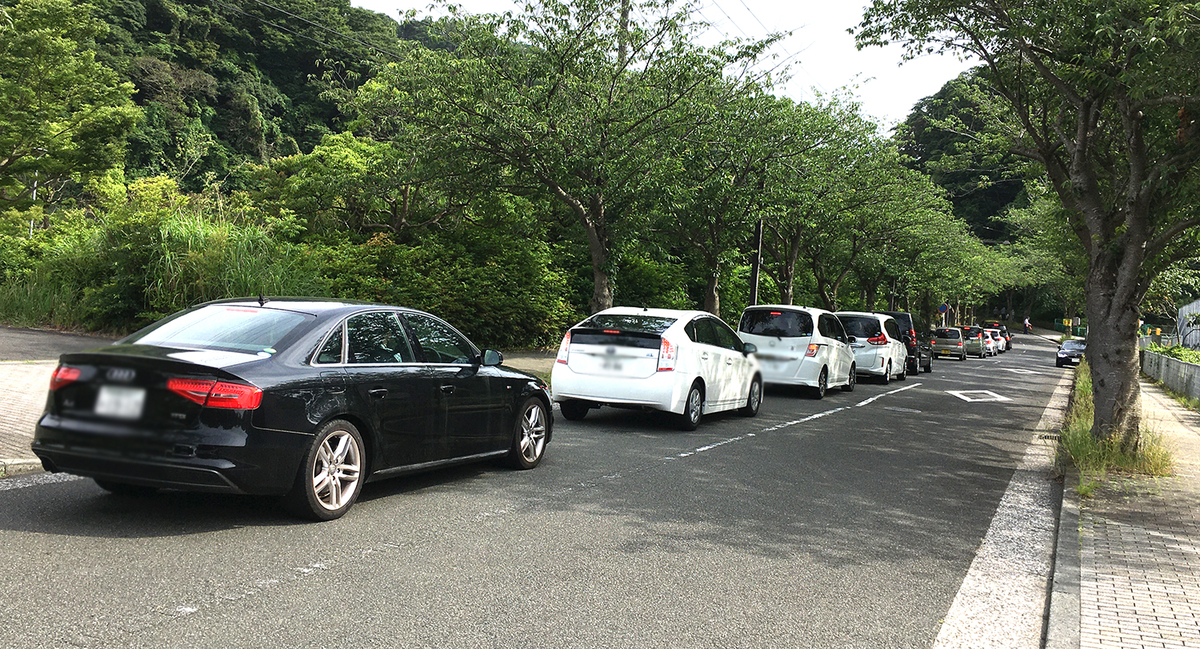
top-left (1141, 349), bottom-right (1200, 402)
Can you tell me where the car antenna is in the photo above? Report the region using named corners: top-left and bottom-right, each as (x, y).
top-left (258, 294), bottom-right (268, 307)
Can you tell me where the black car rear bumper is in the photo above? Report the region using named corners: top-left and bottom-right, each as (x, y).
top-left (32, 414), bottom-right (310, 495)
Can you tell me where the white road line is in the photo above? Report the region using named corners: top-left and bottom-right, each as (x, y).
top-left (855, 382), bottom-right (922, 407)
top-left (932, 370), bottom-right (1072, 649)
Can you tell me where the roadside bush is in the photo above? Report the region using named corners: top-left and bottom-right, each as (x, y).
top-left (1058, 359), bottom-right (1174, 495)
top-left (1146, 343), bottom-right (1200, 364)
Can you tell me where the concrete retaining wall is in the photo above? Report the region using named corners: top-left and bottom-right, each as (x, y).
top-left (1141, 350), bottom-right (1200, 402)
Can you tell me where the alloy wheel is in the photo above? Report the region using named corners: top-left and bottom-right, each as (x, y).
top-left (312, 430), bottom-right (362, 512)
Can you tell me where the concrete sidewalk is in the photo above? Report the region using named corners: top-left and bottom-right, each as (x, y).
top-left (1047, 375), bottom-right (1200, 649)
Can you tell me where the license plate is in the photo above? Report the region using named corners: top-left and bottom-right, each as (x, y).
top-left (95, 385), bottom-right (146, 420)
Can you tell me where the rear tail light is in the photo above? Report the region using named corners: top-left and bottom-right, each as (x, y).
top-left (167, 378), bottom-right (262, 410)
top-left (867, 334), bottom-right (888, 345)
top-left (805, 343), bottom-right (819, 357)
top-left (657, 338), bottom-right (676, 372)
top-left (555, 332), bottom-right (571, 365)
top-left (908, 329), bottom-right (916, 340)
top-left (957, 341), bottom-right (963, 347)
top-left (49, 366), bottom-right (81, 391)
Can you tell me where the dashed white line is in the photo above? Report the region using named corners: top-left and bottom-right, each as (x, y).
top-left (855, 382), bottom-right (922, 407)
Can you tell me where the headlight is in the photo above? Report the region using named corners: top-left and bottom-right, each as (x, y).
top-left (1057, 351), bottom-right (1068, 357)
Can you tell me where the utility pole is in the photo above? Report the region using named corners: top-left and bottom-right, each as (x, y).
top-left (749, 219), bottom-right (763, 305)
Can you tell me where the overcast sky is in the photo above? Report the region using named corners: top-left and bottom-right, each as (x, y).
top-left (349, 0), bottom-right (976, 127)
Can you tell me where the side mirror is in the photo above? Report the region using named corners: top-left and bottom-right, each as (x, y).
top-left (847, 336), bottom-right (858, 344)
top-left (481, 349), bottom-right (503, 366)
top-left (742, 342), bottom-right (757, 355)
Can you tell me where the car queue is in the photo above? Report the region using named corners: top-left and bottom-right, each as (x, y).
top-left (29, 296), bottom-right (1038, 522)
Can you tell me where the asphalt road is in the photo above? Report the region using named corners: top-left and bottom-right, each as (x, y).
top-left (0, 333), bottom-right (1066, 648)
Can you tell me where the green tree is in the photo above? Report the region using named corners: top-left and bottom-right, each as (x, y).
top-left (352, 0), bottom-right (775, 313)
top-left (0, 0), bottom-right (139, 217)
top-left (856, 0), bottom-right (1200, 449)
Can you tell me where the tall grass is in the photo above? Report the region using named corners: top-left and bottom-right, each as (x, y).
top-left (1058, 358), bottom-right (1174, 495)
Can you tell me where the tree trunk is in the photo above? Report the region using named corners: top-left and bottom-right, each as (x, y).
top-left (1084, 260), bottom-right (1144, 451)
top-left (704, 272), bottom-right (720, 315)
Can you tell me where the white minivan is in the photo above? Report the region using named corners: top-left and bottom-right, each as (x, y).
top-left (834, 311), bottom-right (909, 384)
top-left (736, 305), bottom-right (856, 398)
top-left (551, 307), bottom-right (762, 430)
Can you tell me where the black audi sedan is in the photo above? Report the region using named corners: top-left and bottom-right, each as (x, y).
top-left (31, 298), bottom-right (553, 520)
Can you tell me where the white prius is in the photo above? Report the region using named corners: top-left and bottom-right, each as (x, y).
top-left (550, 307), bottom-right (762, 430)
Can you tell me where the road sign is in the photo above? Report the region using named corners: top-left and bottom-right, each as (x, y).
top-left (938, 303), bottom-right (949, 314)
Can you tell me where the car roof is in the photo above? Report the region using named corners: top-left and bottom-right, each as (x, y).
top-left (742, 304), bottom-right (831, 315)
top-left (202, 297), bottom-right (425, 318)
top-left (836, 311), bottom-right (890, 321)
top-left (589, 306), bottom-right (713, 321)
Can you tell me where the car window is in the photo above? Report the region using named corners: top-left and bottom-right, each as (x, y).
top-left (739, 309), bottom-right (813, 337)
top-left (690, 317), bottom-right (720, 346)
top-left (820, 314), bottom-right (846, 343)
top-left (1063, 340), bottom-right (1086, 350)
top-left (347, 312), bottom-right (415, 364)
top-left (580, 314), bottom-right (676, 334)
top-left (128, 304), bottom-right (310, 354)
top-left (315, 324), bottom-right (344, 364)
top-left (839, 316), bottom-right (881, 339)
top-left (884, 319), bottom-right (901, 339)
top-left (404, 313), bottom-right (476, 364)
top-left (709, 318), bottom-right (743, 351)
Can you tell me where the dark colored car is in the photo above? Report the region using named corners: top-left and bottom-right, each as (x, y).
top-left (879, 311), bottom-right (932, 374)
top-left (1057, 339), bottom-right (1087, 367)
top-left (31, 298), bottom-right (553, 521)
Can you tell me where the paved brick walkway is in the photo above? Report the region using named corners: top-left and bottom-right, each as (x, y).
top-left (1079, 381), bottom-right (1200, 648)
top-left (0, 361), bottom-right (56, 461)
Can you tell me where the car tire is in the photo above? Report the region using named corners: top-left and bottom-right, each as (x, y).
top-left (508, 397), bottom-right (548, 469)
top-left (94, 479), bottom-right (157, 497)
top-left (959, 352), bottom-right (966, 361)
top-left (559, 399), bottom-right (589, 421)
top-left (811, 369), bottom-right (827, 400)
top-left (907, 359), bottom-right (918, 376)
top-left (842, 365), bottom-right (856, 392)
top-left (896, 360), bottom-right (907, 381)
top-left (880, 362), bottom-right (891, 385)
top-left (1056, 360), bottom-right (1064, 367)
top-left (739, 377), bottom-right (762, 416)
top-left (923, 358), bottom-right (932, 373)
top-left (283, 419), bottom-right (365, 521)
top-left (678, 383), bottom-right (704, 431)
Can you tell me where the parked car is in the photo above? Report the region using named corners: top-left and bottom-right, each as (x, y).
top-left (737, 305), bottom-right (856, 398)
top-left (985, 329), bottom-right (1005, 354)
top-left (982, 332), bottom-right (998, 356)
top-left (982, 321), bottom-right (1014, 350)
top-left (931, 327), bottom-right (967, 360)
top-left (31, 298), bottom-right (553, 521)
top-left (958, 325), bottom-right (987, 358)
top-left (1057, 339), bottom-right (1087, 367)
top-left (551, 307), bottom-right (761, 430)
top-left (835, 312), bottom-right (908, 384)
top-left (879, 310), bottom-right (932, 375)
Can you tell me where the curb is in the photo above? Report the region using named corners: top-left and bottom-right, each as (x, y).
top-left (0, 458), bottom-right (43, 479)
top-left (1043, 468), bottom-right (1081, 648)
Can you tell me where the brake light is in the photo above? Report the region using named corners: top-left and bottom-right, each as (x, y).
top-left (770, 312), bottom-right (782, 315)
top-left (929, 340), bottom-right (935, 345)
top-left (167, 378), bottom-right (262, 410)
top-left (49, 366), bottom-right (81, 391)
top-left (805, 343), bottom-right (819, 357)
top-left (658, 338), bottom-right (676, 371)
top-left (908, 329), bottom-right (916, 340)
top-left (867, 334), bottom-right (888, 345)
top-left (556, 332), bottom-right (571, 364)
top-left (603, 329), bottom-right (620, 334)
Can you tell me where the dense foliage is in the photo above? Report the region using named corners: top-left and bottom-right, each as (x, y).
top-left (1, 0), bottom-right (1024, 348)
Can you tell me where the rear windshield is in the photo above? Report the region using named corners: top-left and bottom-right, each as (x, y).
top-left (739, 309), bottom-right (813, 337)
top-left (572, 314), bottom-right (675, 349)
top-left (935, 329), bottom-right (961, 339)
top-left (578, 314), bottom-right (676, 335)
top-left (127, 305), bottom-right (311, 353)
top-left (961, 327), bottom-right (983, 337)
top-left (839, 316), bottom-right (881, 338)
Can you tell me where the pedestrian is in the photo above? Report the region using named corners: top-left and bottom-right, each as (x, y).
top-left (1023, 316), bottom-right (1031, 334)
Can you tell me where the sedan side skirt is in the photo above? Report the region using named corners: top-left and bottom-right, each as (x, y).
top-left (367, 450), bottom-right (509, 482)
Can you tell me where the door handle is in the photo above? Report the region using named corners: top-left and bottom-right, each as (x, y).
top-left (701, 352), bottom-right (709, 360)
top-left (368, 388), bottom-right (388, 398)
top-left (440, 384), bottom-right (456, 394)
top-left (725, 358), bottom-right (733, 365)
